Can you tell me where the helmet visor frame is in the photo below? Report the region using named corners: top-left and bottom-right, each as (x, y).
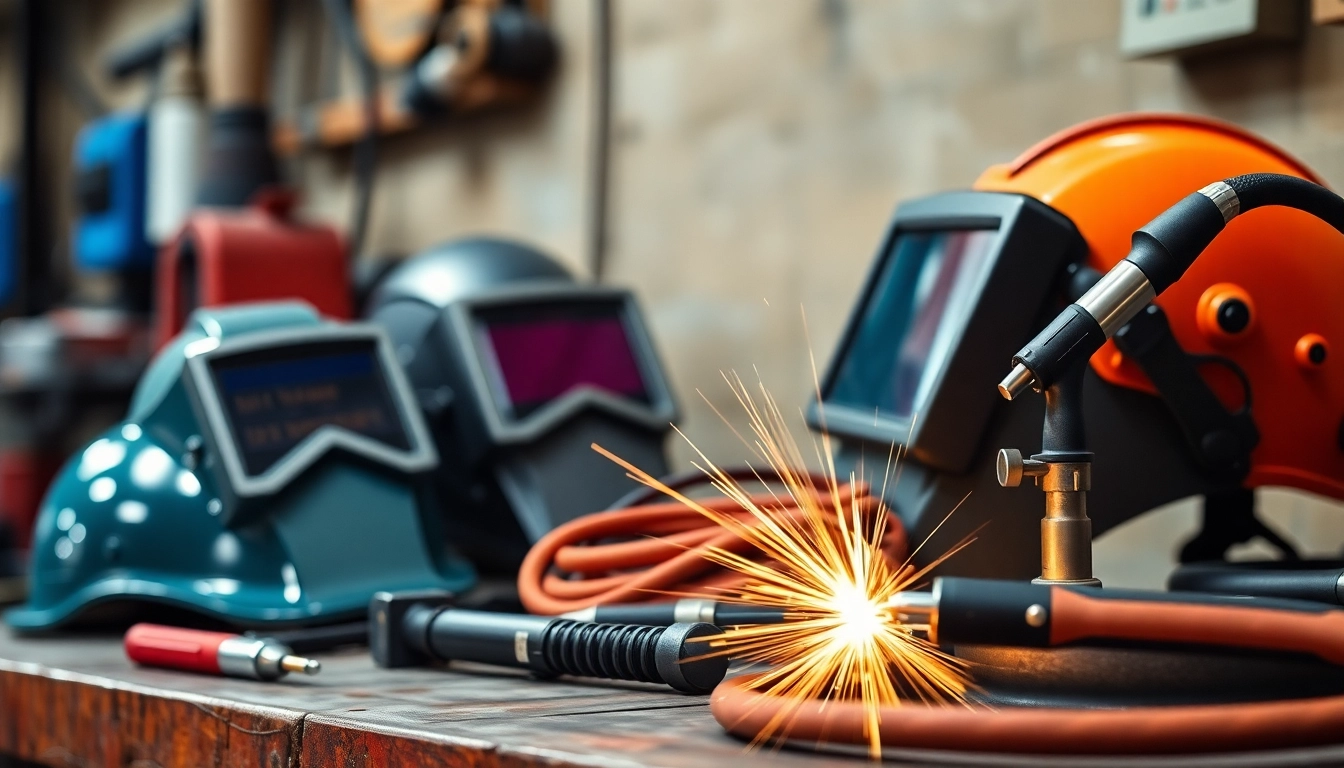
top-left (444, 284), bottom-right (679, 446)
top-left (183, 324), bottom-right (438, 524)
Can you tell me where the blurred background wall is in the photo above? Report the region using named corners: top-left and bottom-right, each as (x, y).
top-left (5, 0), bottom-right (1343, 586)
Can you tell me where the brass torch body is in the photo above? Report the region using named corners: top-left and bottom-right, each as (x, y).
top-left (1034, 462), bottom-right (1099, 586)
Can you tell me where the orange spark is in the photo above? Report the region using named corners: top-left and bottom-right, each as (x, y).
top-left (593, 371), bottom-right (975, 758)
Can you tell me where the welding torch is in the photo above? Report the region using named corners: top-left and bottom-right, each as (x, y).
top-left (892, 577), bottom-right (1344, 663)
top-left (562, 599), bottom-right (786, 626)
top-left (567, 579), bottom-right (1344, 664)
top-left (999, 174), bottom-right (1344, 399)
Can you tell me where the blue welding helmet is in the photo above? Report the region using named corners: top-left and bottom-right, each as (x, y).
top-left (366, 237), bottom-right (678, 575)
top-left (6, 302), bottom-right (475, 630)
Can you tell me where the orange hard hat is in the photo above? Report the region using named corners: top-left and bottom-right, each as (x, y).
top-left (976, 114), bottom-right (1344, 502)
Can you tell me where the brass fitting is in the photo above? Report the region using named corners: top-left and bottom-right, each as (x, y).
top-left (997, 449), bottom-right (1101, 587)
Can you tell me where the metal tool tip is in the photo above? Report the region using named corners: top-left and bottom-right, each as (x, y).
top-left (281, 655), bottom-right (321, 675)
top-left (998, 363), bottom-right (1035, 401)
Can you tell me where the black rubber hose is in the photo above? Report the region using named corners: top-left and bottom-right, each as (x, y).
top-left (1227, 173), bottom-right (1344, 231)
top-left (320, 0), bottom-right (378, 264)
top-left (1008, 173), bottom-right (1344, 396)
top-left (1130, 173), bottom-right (1344, 293)
top-left (1169, 561), bottom-right (1344, 606)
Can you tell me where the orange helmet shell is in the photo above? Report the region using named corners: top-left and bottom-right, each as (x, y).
top-left (975, 113), bottom-right (1344, 501)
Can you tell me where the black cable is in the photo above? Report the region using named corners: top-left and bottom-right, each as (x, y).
top-left (320, 0), bottom-right (378, 264)
top-left (52, 5), bottom-right (107, 120)
top-left (1009, 173), bottom-right (1344, 394)
top-left (1133, 173), bottom-right (1344, 293)
top-left (1170, 560), bottom-right (1344, 606)
top-left (16, 0), bottom-right (51, 316)
top-left (1227, 173), bottom-right (1344, 231)
top-left (587, 0), bottom-right (612, 282)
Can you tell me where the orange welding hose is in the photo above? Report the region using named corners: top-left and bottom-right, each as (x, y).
top-left (522, 477), bottom-right (1344, 754)
top-left (517, 483), bottom-right (907, 616)
top-left (711, 676), bottom-right (1344, 755)
top-left (711, 585), bottom-right (1344, 756)
top-left (1051, 588), bottom-right (1344, 665)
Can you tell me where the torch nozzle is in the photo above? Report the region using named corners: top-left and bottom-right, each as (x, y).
top-left (890, 590), bottom-right (937, 627)
top-left (280, 655), bottom-right (321, 675)
top-left (998, 363), bottom-right (1035, 401)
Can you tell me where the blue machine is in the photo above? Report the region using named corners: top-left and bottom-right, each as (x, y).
top-left (73, 112), bottom-right (153, 272)
top-left (0, 179), bottom-right (15, 306)
top-left (6, 302), bottom-right (476, 629)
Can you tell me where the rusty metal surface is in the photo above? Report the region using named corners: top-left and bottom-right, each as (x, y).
top-left (0, 629), bottom-right (851, 768)
top-left (6, 628), bottom-right (1344, 768)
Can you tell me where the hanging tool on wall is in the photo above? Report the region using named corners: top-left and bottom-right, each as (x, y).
top-left (274, 0), bottom-right (558, 153)
top-left (400, 0), bottom-right (558, 115)
top-left (155, 0), bottom-right (351, 349)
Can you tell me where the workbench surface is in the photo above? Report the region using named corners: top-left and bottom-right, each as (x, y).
top-left (0, 627), bottom-right (863, 768)
top-left (5, 628), bottom-right (1344, 768)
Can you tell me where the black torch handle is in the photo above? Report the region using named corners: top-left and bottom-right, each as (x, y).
top-left (933, 576), bottom-right (1344, 665)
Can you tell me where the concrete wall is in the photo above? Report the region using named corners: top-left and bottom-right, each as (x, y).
top-left (16, 0), bottom-right (1344, 587)
top-left (602, 0), bottom-right (1344, 587)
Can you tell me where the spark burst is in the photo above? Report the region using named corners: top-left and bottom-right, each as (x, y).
top-left (593, 372), bottom-right (976, 759)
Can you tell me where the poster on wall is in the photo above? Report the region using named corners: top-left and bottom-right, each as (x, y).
top-left (1119, 0), bottom-right (1302, 57)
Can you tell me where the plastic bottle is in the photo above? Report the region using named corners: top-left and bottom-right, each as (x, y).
top-left (145, 44), bottom-right (204, 245)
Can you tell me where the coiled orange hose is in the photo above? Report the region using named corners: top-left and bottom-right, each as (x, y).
top-left (711, 674), bottom-right (1344, 755)
top-left (517, 474), bottom-right (906, 616)
top-left (519, 472), bottom-right (1344, 757)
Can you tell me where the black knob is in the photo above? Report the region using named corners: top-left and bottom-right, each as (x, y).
top-left (1216, 298), bottom-right (1252, 334)
top-left (1308, 342), bottom-right (1328, 366)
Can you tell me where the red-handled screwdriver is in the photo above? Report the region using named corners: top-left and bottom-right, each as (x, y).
top-left (125, 623), bottom-right (321, 681)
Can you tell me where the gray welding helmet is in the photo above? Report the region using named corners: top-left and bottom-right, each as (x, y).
top-left (365, 237), bottom-right (678, 574)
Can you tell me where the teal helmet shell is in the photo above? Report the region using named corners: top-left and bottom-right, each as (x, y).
top-left (6, 302), bottom-right (475, 630)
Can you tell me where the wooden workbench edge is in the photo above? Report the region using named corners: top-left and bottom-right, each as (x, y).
top-left (0, 659), bottom-right (304, 767)
top-left (300, 711), bottom-right (652, 768)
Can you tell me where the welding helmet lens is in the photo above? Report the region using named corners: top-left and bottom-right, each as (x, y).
top-left (472, 299), bottom-right (653, 423)
top-left (208, 338), bottom-right (413, 477)
top-left (184, 325), bottom-right (438, 527)
top-left (827, 229), bottom-right (999, 422)
top-left (811, 192), bottom-right (1085, 474)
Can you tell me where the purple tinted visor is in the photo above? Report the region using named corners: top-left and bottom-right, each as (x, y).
top-left (475, 301), bottom-right (652, 421)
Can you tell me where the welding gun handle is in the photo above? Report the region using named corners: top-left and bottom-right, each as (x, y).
top-left (933, 577), bottom-right (1344, 665)
top-left (571, 601), bottom-right (787, 626)
top-left (125, 623), bottom-right (230, 674)
top-left (714, 605), bottom-right (789, 625)
top-left (578, 603), bottom-right (683, 625)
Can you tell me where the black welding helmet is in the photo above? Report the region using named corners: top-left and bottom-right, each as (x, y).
top-left (366, 237), bottom-right (678, 574)
top-left (811, 114), bottom-right (1344, 580)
